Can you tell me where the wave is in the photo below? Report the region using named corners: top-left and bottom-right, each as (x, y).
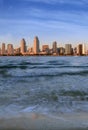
top-left (9, 70), bottom-right (88, 77)
top-left (0, 65), bottom-right (28, 69)
top-left (0, 66), bottom-right (88, 78)
top-left (19, 62), bottom-right (44, 66)
top-left (0, 63), bottom-right (88, 70)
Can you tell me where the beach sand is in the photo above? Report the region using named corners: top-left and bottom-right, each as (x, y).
top-left (0, 112), bottom-right (88, 130)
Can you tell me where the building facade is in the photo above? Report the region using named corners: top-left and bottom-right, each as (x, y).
top-left (59, 47), bottom-right (65, 55)
top-left (77, 44), bottom-right (83, 55)
top-left (82, 44), bottom-right (86, 55)
top-left (1, 43), bottom-right (5, 55)
top-left (7, 44), bottom-right (14, 55)
top-left (20, 38), bottom-right (26, 54)
top-left (42, 45), bottom-right (49, 52)
top-left (52, 41), bottom-right (57, 53)
top-left (33, 36), bottom-right (40, 54)
top-left (65, 44), bottom-right (72, 55)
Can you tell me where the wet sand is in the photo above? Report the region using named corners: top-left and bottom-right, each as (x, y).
top-left (0, 112), bottom-right (88, 130)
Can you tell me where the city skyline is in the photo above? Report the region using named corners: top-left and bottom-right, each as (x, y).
top-left (0, 36), bottom-right (87, 56)
top-left (0, 36), bottom-right (88, 49)
top-left (0, 0), bottom-right (88, 46)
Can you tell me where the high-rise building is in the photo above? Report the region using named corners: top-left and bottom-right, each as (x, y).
top-left (7, 44), bottom-right (14, 55)
top-left (65, 44), bottom-right (72, 55)
top-left (1, 43), bottom-right (5, 55)
top-left (77, 44), bottom-right (83, 55)
top-left (20, 38), bottom-right (26, 54)
top-left (33, 36), bottom-right (40, 54)
top-left (52, 41), bottom-right (57, 53)
top-left (82, 44), bottom-right (86, 55)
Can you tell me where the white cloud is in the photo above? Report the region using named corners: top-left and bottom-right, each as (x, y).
top-left (18, 6), bottom-right (88, 27)
top-left (19, 0), bottom-right (88, 5)
top-left (1, 0), bottom-right (88, 45)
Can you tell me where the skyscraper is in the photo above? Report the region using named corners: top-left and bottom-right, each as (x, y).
top-left (82, 44), bottom-right (86, 55)
top-left (7, 44), bottom-right (14, 55)
top-left (52, 41), bottom-right (57, 53)
top-left (77, 44), bottom-right (83, 55)
top-left (20, 38), bottom-right (26, 54)
top-left (33, 36), bottom-right (40, 54)
top-left (1, 43), bottom-right (5, 55)
top-left (65, 44), bottom-right (72, 55)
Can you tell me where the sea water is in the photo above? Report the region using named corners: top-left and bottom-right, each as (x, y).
top-left (0, 56), bottom-right (88, 129)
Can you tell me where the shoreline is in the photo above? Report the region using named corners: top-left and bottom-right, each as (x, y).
top-left (0, 55), bottom-right (87, 56)
top-left (0, 112), bottom-right (88, 130)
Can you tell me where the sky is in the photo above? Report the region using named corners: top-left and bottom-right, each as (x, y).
top-left (0, 0), bottom-right (88, 47)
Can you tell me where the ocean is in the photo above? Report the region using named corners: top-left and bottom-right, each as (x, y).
top-left (0, 56), bottom-right (88, 129)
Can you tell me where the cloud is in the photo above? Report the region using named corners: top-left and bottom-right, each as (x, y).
top-left (1, 3), bottom-right (88, 30)
top-left (18, 0), bottom-right (88, 5)
top-left (1, 0), bottom-right (88, 32)
top-left (15, 5), bottom-right (88, 27)
top-left (0, 0), bottom-right (88, 45)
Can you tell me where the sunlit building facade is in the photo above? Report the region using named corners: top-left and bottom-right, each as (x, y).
top-left (65, 44), bottom-right (72, 55)
top-left (33, 36), bottom-right (40, 54)
top-left (1, 43), bottom-right (6, 55)
top-left (20, 38), bottom-right (26, 54)
top-left (7, 44), bottom-right (14, 55)
top-left (82, 44), bottom-right (86, 55)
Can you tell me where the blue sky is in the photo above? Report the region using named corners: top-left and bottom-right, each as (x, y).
top-left (0, 0), bottom-right (88, 47)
